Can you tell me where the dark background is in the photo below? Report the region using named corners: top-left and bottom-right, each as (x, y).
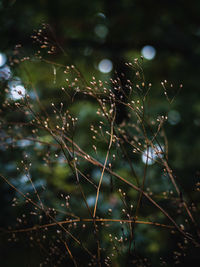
top-left (1, 0), bottom-right (200, 266)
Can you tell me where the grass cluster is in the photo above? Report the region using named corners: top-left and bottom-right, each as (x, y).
top-left (0, 25), bottom-right (200, 266)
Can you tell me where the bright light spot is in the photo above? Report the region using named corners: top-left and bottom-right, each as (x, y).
top-left (0, 53), bottom-right (7, 67)
top-left (11, 85), bottom-right (26, 100)
top-left (141, 45), bottom-right (156, 60)
top-left (0, 65), bottom-right (12, 80)
top-left (142, 145), bottom-right (164, 165)
top-left (98, 59), bottom-right (113, 73)
top-left (94, 24), bottom-right (108, 39)
top-left (8, 78), bottom-right (26, 100)
top-left (168, 110), bottom-right (181, 125)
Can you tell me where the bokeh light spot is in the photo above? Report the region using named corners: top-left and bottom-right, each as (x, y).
top-left (0, 52), bottom-right (7, 67)
top-left (142, 145), bottom-right (164, 165)
top-left (8, 78), bottom-right (26, 100)
top-left (11, 85), bottom-right (26, 100)
top-left (98, 59), bottom-right (113, 73)
top-left (97, 12), bottom-right (106, 19)
top-left (0, 65), bottom-right (11, 80)
top-left (168, 110), bottom-right (181, 125)
top-left (141, 45), bottom-right (156, 60)
top-left (94, 24), bottom-right (108, 39)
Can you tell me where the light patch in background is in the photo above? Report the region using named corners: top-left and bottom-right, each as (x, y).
top-left (141, 45), bottom-right (156, 60)
top-left (194, 118), bottom-right (200, 126)
top-left (17, 139), bottom-right (33, 148)
top-left (0, 52), bottom-right (7, 67)
top-left (92, 168), bottom-right (110, 185)
top-left (0, 65), bottom-right (12, 80)
top-left (86, 195), bottom-right (96, 207)
top-left (86, 195), bottom-right (103, 209)
top-left (94, 24), bottom-right (108, 39)
top-left (98, 59), bottom-right (113, 73)
top-left (19, 175), bottom-right (47, 190)
top-left (168, 110), bottom-right (181, 125)
top-left (142, 145), bottom-right (164, 165)
top-left (97, 12), bottom-right (106, 19)
top-left (8, 77), bottom-right (26, 100)
top-left (10, 85), bottom-right (26, 100)
top-left (83, 46), bottom-right (93, 56)
top-left (19, 175), bottom-right (29, 184)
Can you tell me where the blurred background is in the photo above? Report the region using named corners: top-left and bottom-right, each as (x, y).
top-left (1, 0), bottom-right (200, 266)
